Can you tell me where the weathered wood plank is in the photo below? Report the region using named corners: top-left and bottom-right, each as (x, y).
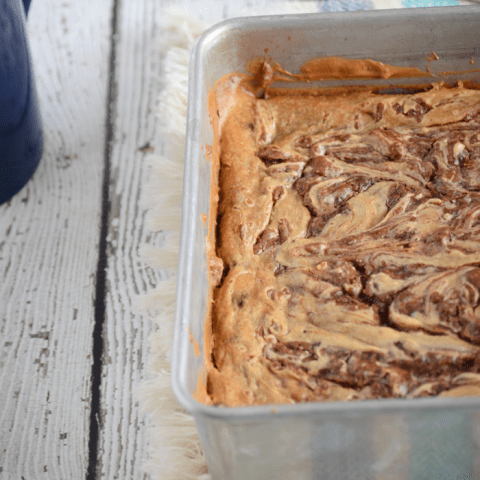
top-left (97, 0), bottom-right (166, 477)
top-left (0, 0), bottom-right (113, 477)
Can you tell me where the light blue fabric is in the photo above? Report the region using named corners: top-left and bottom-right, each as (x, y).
top-left (317, 0), bottom-right (459, 11)
top-left (402, 0), bottom-right (459, 6)
top-left (318, 0), bottom-right (374, 11)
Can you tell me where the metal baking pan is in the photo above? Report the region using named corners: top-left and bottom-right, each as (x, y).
top-left (172, 7), bottom-right (480, 480)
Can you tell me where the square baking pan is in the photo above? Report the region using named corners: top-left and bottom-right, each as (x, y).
top-left (171, 7), bottom-right (480, 480)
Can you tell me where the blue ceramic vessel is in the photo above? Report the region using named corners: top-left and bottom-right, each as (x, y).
top-left (0, 0), bottom-right (43, 204)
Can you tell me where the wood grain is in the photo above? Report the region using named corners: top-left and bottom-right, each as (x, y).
top-left (97, 0), bottom-right (166, 477)
top-left (0, 0), bottom-right (112, 477)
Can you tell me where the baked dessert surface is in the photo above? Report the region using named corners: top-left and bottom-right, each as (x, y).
top-left (207, 77), bottom-right (480, 407)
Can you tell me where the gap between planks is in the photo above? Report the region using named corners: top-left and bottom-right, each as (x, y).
top-left (86, 0), bottom-right (120, 478)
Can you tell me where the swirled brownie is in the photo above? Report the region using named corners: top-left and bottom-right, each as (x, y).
top-left (206, 68), bottom-right (480, 407)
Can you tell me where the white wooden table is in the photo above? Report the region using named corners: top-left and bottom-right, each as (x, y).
top-left (0, 0), bottom-right (284, 478)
